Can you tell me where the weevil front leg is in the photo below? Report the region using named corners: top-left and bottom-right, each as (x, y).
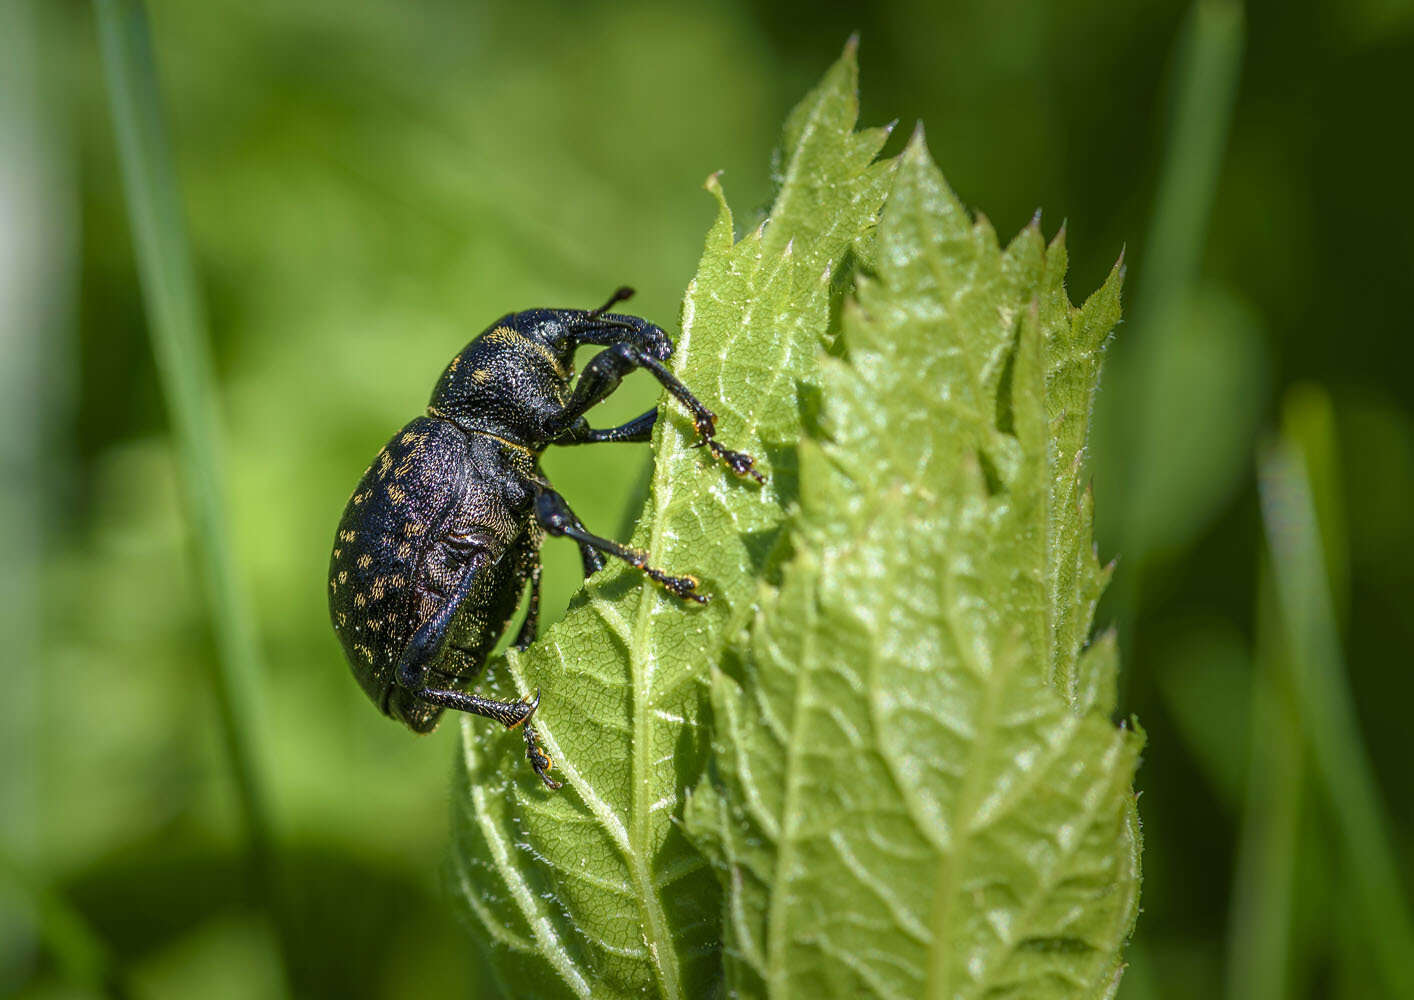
top-left (543, 338), bottom-right (764, 483)
top-left (553, 408), bottom-right (657, 446)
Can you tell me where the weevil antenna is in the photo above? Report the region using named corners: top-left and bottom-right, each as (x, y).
top-left (587, 285), bottom-right (634, 320)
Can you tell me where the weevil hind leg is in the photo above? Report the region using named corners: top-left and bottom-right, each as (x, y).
top-left (394, 550), bottom-right (558, 787)
top-left (577, 541), bottom-right (607, 578)
top-left (414, 686), bottom-right (537, 727)
top-left (522, 719), bottom-right (562, 790)
top-left (419, 685), bottom-right (560, 789)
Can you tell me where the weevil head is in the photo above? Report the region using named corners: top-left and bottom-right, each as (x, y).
top-left (428, 311), bottom-right (578, 438)
top-left (427, 308), bottom-right (672, 441)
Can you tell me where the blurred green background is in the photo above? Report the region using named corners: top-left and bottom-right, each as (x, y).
top-left (3, 0), bottom-right (1412, 997)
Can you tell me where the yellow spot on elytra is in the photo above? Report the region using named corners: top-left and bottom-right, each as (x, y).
top-left (352, 490), bottom-right (368, 505)
top-left (371, 577), bottom-right (387, 601)
top-left (338, 570), bottom-right (348, 583)
top-left (400, 431), bottom-right (417, 445)
top-left (472, 369), bottom-right (491, 384)
top-left (404, 521), bottom-right (426, 537)
top-left (333, 548), bottom-right (341, 559)
top-left (448, 355), bottom-right (461, 373)
top-left (390, 574), bottom-right (406, 588)
top-left (357, 553), bottom-right (372, 569)
top-left (336, 612), bottom-right (347, 627)
top-left (354, 593), bottom-right (367, 608)
top-left (397, 542), bottom-right (413, 560)
top-left (329, 578), bottom-right (337, 593)
top-left (378, 451), bottom-right (393, 478)
top-left (339, 529), bottom-right (356, 543)
top-left (387, 484), bottom-right (406, 504)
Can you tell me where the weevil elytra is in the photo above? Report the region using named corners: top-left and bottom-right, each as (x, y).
top-left (328, 288), bottom-right (761, 789)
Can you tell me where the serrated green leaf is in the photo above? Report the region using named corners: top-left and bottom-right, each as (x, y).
top-left (449, 41), bottom-right (894, 999)
top-left (685, 133), bottom-right (1143, 999)
top-left (1039, 234), bottom-right (1124, 712)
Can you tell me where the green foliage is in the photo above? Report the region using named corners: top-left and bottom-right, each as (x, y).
top-left (93, 0), bottom-right (284, 973)
top-left (451, 45), bottom-right (1140, 999)
top-left (685, 133), bottom-right (1141, 998)
top-left (1256, 390), bottom-right (1414, 999)
top-left (1091, 1), bottom-right (1262, 587)
top-left (450, 41), bottom-right (893, 999)
top-left (15, 1), bottom-right (1414, 997)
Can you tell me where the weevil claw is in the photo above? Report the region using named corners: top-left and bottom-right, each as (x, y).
top-left (523, 722), bottom-right (562, 790)
top-left (505, 689), bottom-right (541, 729)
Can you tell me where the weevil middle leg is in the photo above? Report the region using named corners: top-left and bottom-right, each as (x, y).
top-left (511, 556), bottom-right (542, 651)
top-left (532, 487), bottom-right (706, 603)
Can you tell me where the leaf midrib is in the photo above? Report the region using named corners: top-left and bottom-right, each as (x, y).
top-left (923, 568), bottom-right (1015, 1000)
top-left (764, 556), bottom-right (818, 996)
top-left (624, 80), bottom-right (843, 992)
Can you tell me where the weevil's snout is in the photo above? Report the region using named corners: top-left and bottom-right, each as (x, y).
top-left (381, 682), bottom-right (442, 734)
top-left (639, 324), bottom-right (673, 362)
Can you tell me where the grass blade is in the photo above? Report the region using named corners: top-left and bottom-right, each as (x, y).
top-left (1257, 391), bottom-right (1414, 1000)
top-left (1, 853), bottom-right (131, 999)
top-left (1223, 568), bottom-right (1302, 1000)
top-left (1104, 0), bottom-right (1248, 663)
top-left (93, 2), bottom-right (287, 988)
top-left (1130, 0), bottom-right (1244, 320)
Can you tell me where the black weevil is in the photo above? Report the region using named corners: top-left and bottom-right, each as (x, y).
top-left (328, 288), bottom-right (761, 789)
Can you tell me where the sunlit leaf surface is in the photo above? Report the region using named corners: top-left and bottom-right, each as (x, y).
top-left (684, 134), bottom-right (1143, 999)
top-left (450, 41), bottom-right (894, 999)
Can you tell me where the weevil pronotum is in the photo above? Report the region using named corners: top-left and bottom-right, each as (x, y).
top-left (329, 288), bottom-right (761, 788)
